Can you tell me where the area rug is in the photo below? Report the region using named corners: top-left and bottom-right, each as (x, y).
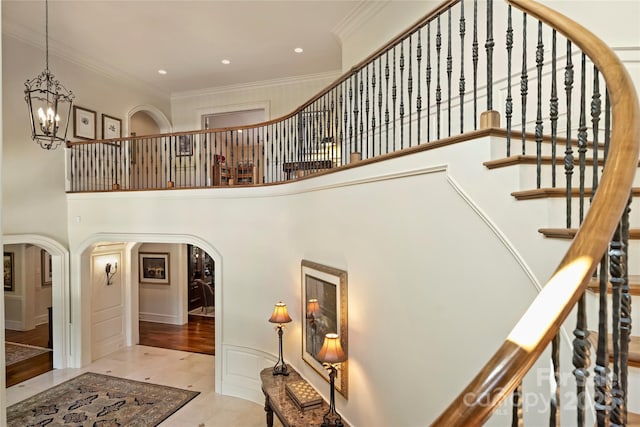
top-left (5, 342), bottom-right (51, 366)
top-left (188, 307), bottom-right (214, 318)
top-left (7, 372), bottom-right (199, 427)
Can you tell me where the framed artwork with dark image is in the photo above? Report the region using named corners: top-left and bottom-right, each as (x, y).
top-left (139, 252), bottom-right (170, 285)
top-left (41, 249), bottom-right (52, 287)
top-left (102, 114), bottom-right (122, 139)
top-left (4, 252), bottom-right (14, 292)
top-left (73, 106), bottom-right (96, 140)
top-left (301, 259), bottom-right (348, 398)
top-left (177, 135), bottom-right (193, 156)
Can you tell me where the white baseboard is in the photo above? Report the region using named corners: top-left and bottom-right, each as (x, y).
top-left (138, 312), bottom-right (182, 325)
top-left (5, 320), bottom-right (24, 330)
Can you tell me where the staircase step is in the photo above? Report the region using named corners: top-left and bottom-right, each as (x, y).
top-left (484, 155), bottom-right (608, 169)
top-left (512, 187), bottom-right (640, 200)
top-left (588, 332), bottom-right (640, 368)
top-left (539, 228), bottom-right (640, 239)
top-left (629, 412), bottom-right (640, 426)
top-left (587, 276), bottom-right (640, 296)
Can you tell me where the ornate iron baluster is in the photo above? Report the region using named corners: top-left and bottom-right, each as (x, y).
top-left (564, 41), bottom-right (574, 228)
top-left (385, 52), bottom-right (390, 153)
top-left (486, 0), bottom-right (494, 111)
top-left (550, 30), bottom-right (559, 187)
top-left (447, 8), bottom-right (452, 137)
top-left (417, 29), bottom-right (422, 143)
top-left (392, 48), bottom-right (397, 151)
top-left (550, 334), bottom-right (561, 426)
top-left (458, 1), bottom-right (465, 134)
top-left (520, 13), bottom-right (528, 155)
top-left (371, 60), bottom-right (376, 156)
top-left (408, 35), bottom-right (413, 147)
top-left (610, 219), bottom-right (624, 427)
top-left (535, 21), bottom-right (544, 188)
top-left (378, 56), bottom-right (383, 154)
top-left (619, 196), bottom-right (632, 426)
top-left (505, 5), bottom-right (513, 156)
top-left (591, 68), bottom-right (601, 193)
top-left (427, 23), bottom-right (432, 141)
top-left (512, 382), bottom-right (523, 426)
top-left (348, 75), bottom-right (354, 155)
top-left (594, 253), bottom-right (611, 426)
top-left (578, 53), bottom-right (588, 224)
top-left (572, 292), bottom-right (591, 427)
top-left (436, 14), bottom-right (442, 139)
top-left (358, 71), bottom-right (364, 157)
top-left (472, 0), bottom-right (478, 129)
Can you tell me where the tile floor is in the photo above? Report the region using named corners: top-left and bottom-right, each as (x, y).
top-left (6, 345), bottom-right (282, 427)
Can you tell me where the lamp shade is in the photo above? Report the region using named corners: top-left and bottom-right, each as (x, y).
top-left (269, 302), bottom-right (292, 324)
top-left (316, 333), bottom-right (346, 364)
top-left (306, 299), bottom-right (320, 317)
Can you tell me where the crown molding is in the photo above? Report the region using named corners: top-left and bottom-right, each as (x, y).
top-left (331, 0), bottom-right (389, 46)
top-left (170, 70), bottom-right (342, 100)
top-left (2, 22), bottom-right (170, 100)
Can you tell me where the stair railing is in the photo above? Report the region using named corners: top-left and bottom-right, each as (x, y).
top-left (431, 0), bottom-right (639, 425)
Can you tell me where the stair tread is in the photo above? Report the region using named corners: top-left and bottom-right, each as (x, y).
top-left (587, 332), bottom-right (640, 368)
top-left (587, 276), bottom-right (640, 296)
top-left (513, 187), bottom-right (640, 200)
top-left (484, 155), bottom-right (608, 169)
top-left (539, 228), bottom-right (640, 240)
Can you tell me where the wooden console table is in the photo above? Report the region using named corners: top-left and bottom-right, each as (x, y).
top-left (260, 366), bottom-right (349, 427)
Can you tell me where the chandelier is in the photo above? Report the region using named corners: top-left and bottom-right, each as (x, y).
top-left (24, 0), bottom-right (74, 150)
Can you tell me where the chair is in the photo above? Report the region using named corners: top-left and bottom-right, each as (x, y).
top-left (200, 282), bottom-right (214, 314)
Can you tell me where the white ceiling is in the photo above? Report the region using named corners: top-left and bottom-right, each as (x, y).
top-left (2, 0), bottom-right (366, 96)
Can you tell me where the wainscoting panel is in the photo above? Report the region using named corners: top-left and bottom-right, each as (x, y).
top-left (220, 344), bottom-right (277, 404)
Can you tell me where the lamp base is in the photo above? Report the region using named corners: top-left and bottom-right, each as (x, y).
top-left (321, 414), bottom-right (344, 427)
top-left (272, 362), bottom-right (289, 376)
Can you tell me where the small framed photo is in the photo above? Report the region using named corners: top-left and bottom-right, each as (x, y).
top-left (102, 114), bottom-right (122, 139)
top-left (41, 249), bottom-right (52, 287)
top-left (177, 135), bottom-right (193, 156)
top-left (73, 106), bottom-right (97, 140)
top-left (4, 252), bottom-right (14, 292)
top-left (139, 252), bottom-right (170, 285)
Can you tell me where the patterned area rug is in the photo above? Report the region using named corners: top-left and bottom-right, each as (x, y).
top-left (7, 372), bottom-right (199, 427)
top-left (188, 307), bottom-right (215, 318)
top-left (5, 342), bottom-right (51, 366)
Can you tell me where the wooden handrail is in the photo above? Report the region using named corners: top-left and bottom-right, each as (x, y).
top-left (431, 0), bottom-right (640, 424)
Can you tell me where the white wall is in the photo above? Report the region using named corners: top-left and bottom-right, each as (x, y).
top-left (138, 242), bottom-right (187, 325)
top-left (1, 35), bottom-right (170, 246)
top-left (66, 135), bottom-right (564, 426)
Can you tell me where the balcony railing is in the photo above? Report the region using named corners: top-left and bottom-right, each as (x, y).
top-left (67, 0), bottom-right (640, 425)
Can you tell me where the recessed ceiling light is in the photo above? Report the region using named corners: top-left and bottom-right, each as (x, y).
top-left (221, 59), bottom-right (231, 65)
top-left (157, 69), bottom-right (167, 75)
top-left (294, 47), bottom-right (304, 53)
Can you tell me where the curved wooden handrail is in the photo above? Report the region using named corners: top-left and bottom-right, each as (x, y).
top-left (431, 0), bottom-right (640, 425)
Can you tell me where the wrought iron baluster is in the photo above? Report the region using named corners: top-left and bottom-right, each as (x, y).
top-left (505, 5), bottom-right (513, 156)
top-left (400, 40), bottom-right (405, 149)
top-left (619, 196), bottom-right (632, 426)
top-left (348, 75), bottom-right (354, 156)
top-left (564, 41), bottom-right (575, 228)
top-left (572, 291), bottom-right (591, 427)
top-left (512, 382), bottom-right (523, 427)
top-left (520, 13), bottom-right (528, 155)
top-left (472, 0), bottom-right (478, 129)
top-left (591, 68), bottom-right (601, 193)
top-left (610, 219), bottom-right (625, 427)
top-left (604, 89), bottom-right (611, 164)
top-left (371, 60), bottom-right (376, 157)
top-left (550, 334), bottom-right (561, 426)
top-left (436, 14), bottom-right (442, 139)
top-left (578, 54), bottom-right (588, 224)
top-left (535, 21), bottom-right (544, 188)
top-left (358, 72), bottom-right (364, 157)
top-left (366, 65), bottom-right (371, 156)
top-left (486, 0), bottom-right (494, 111)
top-left (446, 9), bottom-right (452, 137)
top-left (378, 56), bottom-right (383, 154)
top-left (408, 35), bottom-right (413, 147)
top-left (392, 48), bottom-right (397, 151)
top-left (594, 253), bottom-right (611, 426)
top-left (550, 30), bottom-right (559, 187)
top-left (458, 1), bottom-right (465, 135)
top-left (417, 29), bottom-right (422, 144)
top-left (385, 51), bottom-right (390, 153)
top-left (427, 23), bottom-right (432, 141)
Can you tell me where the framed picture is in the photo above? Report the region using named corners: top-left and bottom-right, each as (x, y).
top-left (301, 260), bottom-right (348, 398)
top-left (102, 114), bottom-right (122, 139)
top-left (41, 249), bottom-right (52, 287)
top-left (139, 252), bottom-right (170, 285)
top-left (73, 106), bottom-right (97, 140)
top-left (4, 252), bottom-right (14, 292)
top-left (177, 135), bottom-right (193, 156)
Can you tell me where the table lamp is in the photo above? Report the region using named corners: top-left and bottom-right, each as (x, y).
top-left (317, 333), bottom-right (347, 427)
top-left (268, 302), bottom-right (292, 376)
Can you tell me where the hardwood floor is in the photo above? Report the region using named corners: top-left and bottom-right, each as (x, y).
top-left (139, 314), bottom-right (214, 355)
top-left (5, 323), bottom-right (52, 388)
top-left (5, 315), bottom-right (214, 387)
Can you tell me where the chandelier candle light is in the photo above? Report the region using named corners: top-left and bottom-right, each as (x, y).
top-left (24, 0), bottom-right (74, 150)
top-left (268, 302), bottom-right (292, 376)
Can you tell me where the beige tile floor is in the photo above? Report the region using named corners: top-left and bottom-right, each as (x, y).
top-left (6, 345), bottom-right (283, 427)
